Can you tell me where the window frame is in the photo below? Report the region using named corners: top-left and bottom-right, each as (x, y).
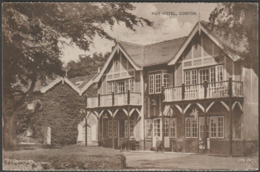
top-left (185, 117), bottom-right (198, 138)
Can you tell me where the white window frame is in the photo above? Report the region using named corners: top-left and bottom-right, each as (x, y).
top-left (124, 120), bottom-right (134, 138)
top-left (149, 74), bottom-right (155, 94)
top-left (169, 118), bottom-right (177, 138)
top-left (155, 74), bottom-right (161, 94)
top-left (210, 116), bottom-right (224, 138)
top-left (185, 117), bottom-right (198, 138)
top-left (162, 73), bottom-right (169, 88)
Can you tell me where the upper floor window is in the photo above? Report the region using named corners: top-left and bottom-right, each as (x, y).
top-left (155, 74), bottom-right (161, 93)
top-left (107, 78), bottom-right (134, 94)
top-left (184, 65), bottom-right (223, 85)
top-left (149, 73), bottom-right (170, 94)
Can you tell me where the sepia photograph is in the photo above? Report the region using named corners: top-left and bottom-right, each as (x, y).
top-left (2, 2), bottom-right (259, 171)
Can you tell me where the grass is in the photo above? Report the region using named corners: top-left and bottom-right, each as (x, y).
top-left (3, 145), bottom-right (125, 170)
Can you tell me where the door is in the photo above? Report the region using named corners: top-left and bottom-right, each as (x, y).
top-left (198, 117), bottom-right (209, 149)
top-left (152, 118), bottom-right (162, 148)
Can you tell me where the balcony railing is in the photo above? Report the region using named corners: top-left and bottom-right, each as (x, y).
top-left (164, 78), bottom-right (243, 102)
top-left (86, 91), bottom-right (141, 108)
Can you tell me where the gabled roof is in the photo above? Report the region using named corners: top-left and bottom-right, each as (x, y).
top-left (40, 77), bottom-right (81, 95)
top-left (93, 44), bottom-right (143, 83)
top-left (168, 21), bottom-right (242, 65)
top-left (118, 37), bottom-right (187, 67)
top-left (93, 37), bottom-right (186, 83)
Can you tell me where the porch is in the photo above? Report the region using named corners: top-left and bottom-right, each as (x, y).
top-left (164, 79), bottom-right (243, 102)
top-left (86, 91), bottom-right (141, 108)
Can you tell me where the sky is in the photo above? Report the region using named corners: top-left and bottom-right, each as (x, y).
top-left (60, 3), bottom-right (218, 65)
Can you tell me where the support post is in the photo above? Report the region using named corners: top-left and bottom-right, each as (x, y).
top-left (182, 84), bottom-right (185, 100)
top-left (112, 92), bottom-right (115, 106)
top-left (127, 90), bottom-right (130, 104)
top-left (85, 95), bottom-right (88, 107)
top-left (98, 93), bottom-right (100, 107)
top-left (127, 106), bottom-right (130, 151)
top-left (204, 81), bottom-right (208, 99)
top-left (228, 78), bottom-right (233, 156)
top-left (204, 102), bottom-right (207, 153)
top-left (85, 116), bottom-right (88, 146)
top-left (112, 117), bottom-right (115, 149)
top-left (161, 87), bottom-right (165, 152)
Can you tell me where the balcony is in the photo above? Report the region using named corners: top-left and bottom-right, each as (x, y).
top-left (164, 79), bottom-right (243, 102)
top-left (86, 91), bottom-right (142, 108)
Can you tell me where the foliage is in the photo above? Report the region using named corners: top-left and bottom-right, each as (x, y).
top-left (30, 83), bottom-right (85, 145)
top-left (66, 52), bottom-right (110, 78)
top-left (209, 3), bottom-right (258, 71)
top-left (3, 146), bottom-right (126, 170)
top-left (2, 2), bottom-right (152, 149)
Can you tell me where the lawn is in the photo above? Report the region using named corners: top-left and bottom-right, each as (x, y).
top-left (3, 145), bottom-right (125, 170)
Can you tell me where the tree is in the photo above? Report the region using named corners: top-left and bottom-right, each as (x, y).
top-left (209, 3), bottom-right (258, 73)
top-left (2, 2), bottom-right (152, 149)
top-left (66, 52), bottom-right (110, 78)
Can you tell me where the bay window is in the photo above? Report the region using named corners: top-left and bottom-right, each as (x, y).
top-left (149, 72), bottom-right (170, 94)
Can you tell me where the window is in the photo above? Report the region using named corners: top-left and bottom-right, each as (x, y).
top-left (108, 120), bottom-right (117, 138)
top-left (149, 75), bottom-right (154, 94)
top-left (162, 73), bottom-right (169, 88)
top-left (185, 117), bottom-right (198, 138)
top-left (129, 79), bottom-right (134, 92)
top-left (185, 70), bottom-right (197, 85)
top-left (107, 82), bottom-right (113, 94)
top-left (124, 120), bottom-right (134, 138)
top-left (185, 70), bottom-right (191, 85)
top-left (118, 80), bottom-right (124, 93)
top-left (169, 118), bottom-right (176, 138)
top-left (216, 65), bottom-right (223, 82)
top-left (155, 74), bottom-right (161, 93)
top-left (199, 117), bottom-right (210, 139)
top-left (164, 118), bottom-right (176, 138)
top-left (113, 82), bottom-right (117, 93)
top-left (164, 118), bottom-right (169, 137)
top-left (154, 119), bottom-right (161, 137)
top-left (145, 119), bottom-right (152, 138)
top-left (210, 116), bottom-right (224, 138)
top-left (184, 65), bottom-right (224, 86)
top-left (199, 68), bottom-right (209, 84)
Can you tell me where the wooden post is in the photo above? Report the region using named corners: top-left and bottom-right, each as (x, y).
top-left (112, 118), bottom-right (115, 149)
top-left (161, 86), bottom-right (165, 152)
top-left (127, 90), bottom-right (130, 105)
top-left (204, 102), bottom-right (207, 153)
top-left (98, 93), bottom-right (100, 107)
top-left (182, 84), bottom-right (185, 100)
top-left (228, 77), bottom-right (233, 156)
top-left (97, 117), bottom-right (100, 146)
top-left (112, 92), bottom-right (115, 106)
top-left (204, 81), bottom-right (208, 99)
top-left (127, 106), bottom-right (130, 151)
top-left (85, 116), bottom-right (88, 146)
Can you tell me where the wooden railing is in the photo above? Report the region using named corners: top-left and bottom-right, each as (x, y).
top-left (86, 90), bottom-right (141, 108)
top-left (164, 78), bottom-right (243, 102)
